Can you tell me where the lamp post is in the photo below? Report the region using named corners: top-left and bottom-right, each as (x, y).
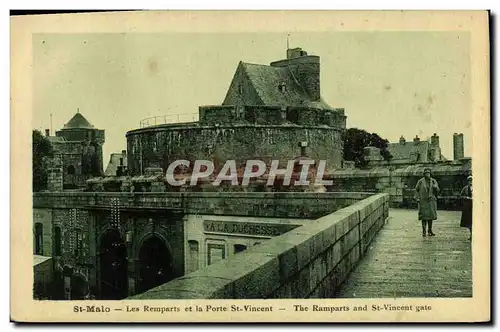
top-left (299, 141), bottom-right (308, 157)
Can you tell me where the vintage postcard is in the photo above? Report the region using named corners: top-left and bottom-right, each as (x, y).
top-left (10, 10), bottom-right (490, 323)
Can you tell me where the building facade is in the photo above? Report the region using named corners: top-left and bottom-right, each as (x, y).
top-left (386, 133), bottom-right (446, 164)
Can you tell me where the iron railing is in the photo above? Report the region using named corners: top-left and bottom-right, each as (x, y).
top-left (139, 113), bottom-right (199, 128)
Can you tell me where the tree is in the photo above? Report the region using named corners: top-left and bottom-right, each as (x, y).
top-left (33, 130), bottom-right (54, 192)
top-left (342, 128), bottom-right (392, 168)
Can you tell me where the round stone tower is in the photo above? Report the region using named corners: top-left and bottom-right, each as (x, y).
top-left (126, 48), bottom-right (347, 177)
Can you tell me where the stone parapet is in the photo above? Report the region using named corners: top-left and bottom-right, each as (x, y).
top-left (128, 193), bottom-right (389, 299)
top-left (326, 161), bottom-right (471, 209)
top-left (33, 191), bottom-right (373, 219)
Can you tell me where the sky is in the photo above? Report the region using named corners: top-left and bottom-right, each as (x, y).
top-left (33, 32), bottom-right (471, 162)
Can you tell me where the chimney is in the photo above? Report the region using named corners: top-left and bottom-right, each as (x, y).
top-left (413, 135), bottom-right (420, 144)
top-left (270, 47), bottom-right (321, 101)
top-left (430, 133), bottom-right (439, 146)
top-left (453, 133), bottom-right (464, 160)
top-left (399, 135), bottom-right (406, 144)
top-left (45, 129), bottom-right (50, 137)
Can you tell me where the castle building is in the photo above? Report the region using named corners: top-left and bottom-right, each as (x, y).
top-left (126, 47), bottom-right (346, 176)
top-left (44, 112), bottom-right (105, 190)
top-left (33, 47), bottom-right (348, 300)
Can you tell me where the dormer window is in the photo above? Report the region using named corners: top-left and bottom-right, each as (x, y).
top-left (278, 82), bottom-right (287, 93)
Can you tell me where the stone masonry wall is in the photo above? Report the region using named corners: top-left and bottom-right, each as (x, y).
top-left (33, 191), bottom-right (371, 219)
top-left (327, 162), bottom-right (471, 210)
top-left (126, 124), bottom-right (344, 176)
top-left (128, 193), bottom-right (389, 299)
top-left (33, 191), bottom-right (374, 299)
top-left (34, 206), bottom-right (92, 282)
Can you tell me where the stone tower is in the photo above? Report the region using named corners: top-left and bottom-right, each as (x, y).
top-left (55, 112), bottom-right (105, 186)
top-left (270, 47), bottom-right (321, 101)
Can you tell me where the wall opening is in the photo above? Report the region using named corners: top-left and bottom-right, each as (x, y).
top-left (99, 229), bottom-right (128, 300)
top-left (234, 244), bottom-right (247, 254)
top-left (187, 240), bottom-right (199, 274)
top-left (207, 243), bottom-right (226, 266)
top-left (137, 235), bottom-right (174, 294)
top-left (67, 165), bottom-right (76, 175)
top-left (54, 226), bottom-right (62, 256)
top-left (34, 222), bottom-right (43, 255)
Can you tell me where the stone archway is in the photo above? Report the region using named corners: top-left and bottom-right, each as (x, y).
top-left (99, 229), bottom-right (128, 299)
top-left (136, 235), bottom-right (174, 294)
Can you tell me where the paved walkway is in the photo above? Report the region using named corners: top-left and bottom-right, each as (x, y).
top-left (337, 209), bottom-right (472, 298)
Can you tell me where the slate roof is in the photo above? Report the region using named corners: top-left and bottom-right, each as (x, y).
top-left (238, 62), bottom-right (333, 109)
top-left (387, 141), bottom-right (429, 161)
top-left (63, 113), bottom-right (94, 129)
top-left (33, 255), bottom-right (52, 267)
top-left (104, 153), bottom-right (127, 176)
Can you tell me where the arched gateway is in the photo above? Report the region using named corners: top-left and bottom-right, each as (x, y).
top-left (99, 229), bottom-right (128, 299)
top-left (136, 235), bottom-right (174, 294)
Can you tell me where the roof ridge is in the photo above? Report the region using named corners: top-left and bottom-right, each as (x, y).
top-left (239, 62), bottom-right (265, 104)
top-left (64, 112), bottom-right (94, 129)
top-left (241, 61), bottom-right (273, 68)
top-left (241, 62), bottom-right (289, 72)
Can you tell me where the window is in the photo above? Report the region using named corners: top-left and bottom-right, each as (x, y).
top-left (207, 243), bottom-right (226, 266)
top-left (234, 244), bottom-right (247, 254)
top-left (67, 165), bottom-right (75, 175)
top-left (187, 240), bottom-right (199, 273)
top-left (278, 82), bottom-right (286, 93)
top-left (54, 226), bottom-right (62, 256)
top-left (34, 223), bottom-right (43, 255)
top-left (238, 84), bottom-right (243, 95)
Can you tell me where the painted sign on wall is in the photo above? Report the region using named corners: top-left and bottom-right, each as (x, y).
top-left (203, 220), bottom-right (299, 237)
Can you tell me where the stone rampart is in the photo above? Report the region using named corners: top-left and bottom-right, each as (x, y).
top-left (128, 193), bottom-right (389, 299)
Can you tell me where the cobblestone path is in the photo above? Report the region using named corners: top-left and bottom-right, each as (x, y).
top-left (337, 209), bottom-right (472, 298)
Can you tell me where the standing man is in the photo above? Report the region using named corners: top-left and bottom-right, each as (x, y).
top-left (414, 168), bottom-right (440, 237)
